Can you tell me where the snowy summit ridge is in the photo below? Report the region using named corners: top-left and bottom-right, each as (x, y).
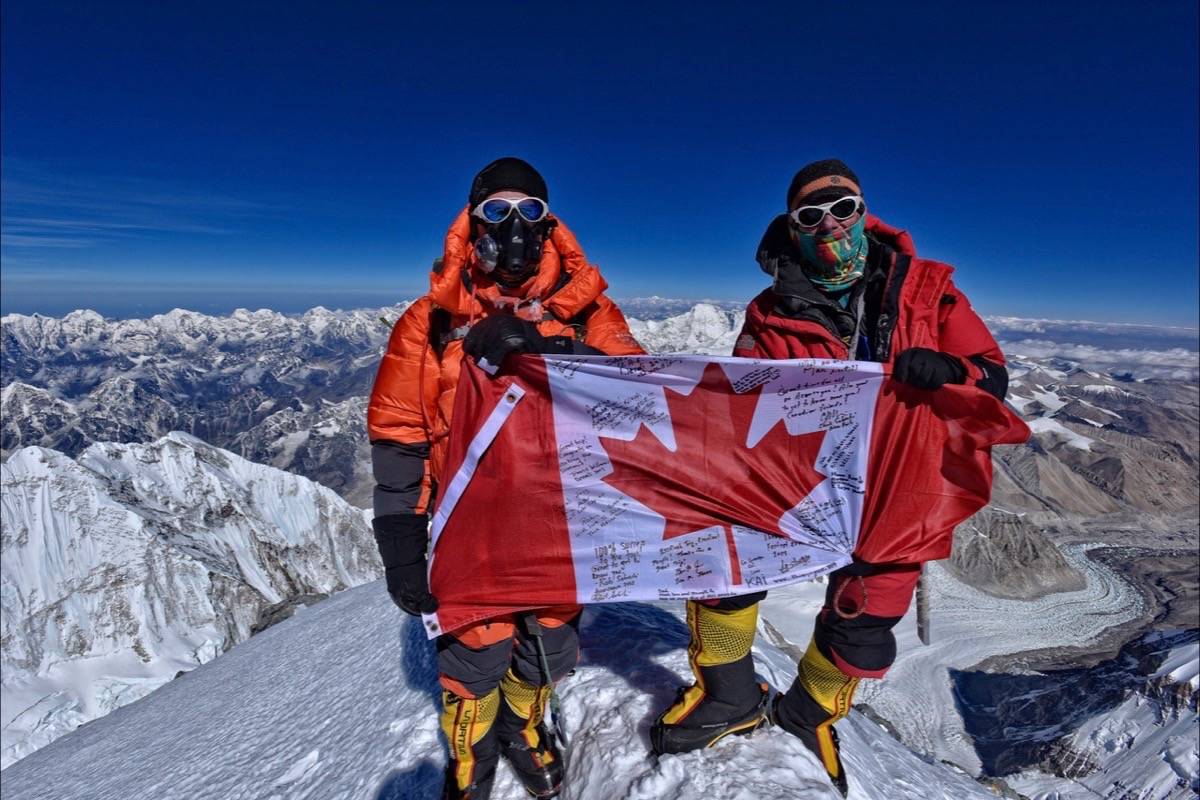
top-left (0, 584), bottom-right (1003, 800)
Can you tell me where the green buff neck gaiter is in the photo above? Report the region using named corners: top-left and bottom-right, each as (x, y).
top-left (793, 216), bottom-right (868, 292)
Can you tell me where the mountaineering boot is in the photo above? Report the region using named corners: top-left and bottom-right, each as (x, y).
top-left (651, 655), bottom-right (769, 753)
top-left (770, 639), bottom-right (859, 797)
top-left (651, 600), bottom-right (769, 754)
top-left (440, 689), bottom-right (501, 800)
top-left (440, 762), bottom-right (494, 800)
top-left (496, 669), bottom-right (564, 798)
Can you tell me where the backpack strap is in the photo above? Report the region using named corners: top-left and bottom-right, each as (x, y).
top-left (428, 306), bottom-right (471, 358)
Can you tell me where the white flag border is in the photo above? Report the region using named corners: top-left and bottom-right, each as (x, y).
top-left (422, 380), bottom-right (527, 637)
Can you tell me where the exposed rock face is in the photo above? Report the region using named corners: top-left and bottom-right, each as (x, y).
top-left (0, 433), bottom-right (380, 767)
top-left (232, 396), bottom-right (373, 508)
top-left (999, 362), bottom-right (1199, 519)
top-left (250, 593), bottom-right (330, 635)
top-left (947, 508), bottom-right (1087, 600)
top-left (951, 630), bottom-right (1199, 783)
top-left (1, 382), bottom-right (87, 455)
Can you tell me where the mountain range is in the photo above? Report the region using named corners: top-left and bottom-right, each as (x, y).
top-left (5, 302), bottom-right (1197, 518)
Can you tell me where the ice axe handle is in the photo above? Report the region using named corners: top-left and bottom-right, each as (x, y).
top-left (520, 613), bottom-right (543, 638)
top-left (915, 566), bottom-right (931, 646)
top-left (520, 613), bottom-right (570, 750)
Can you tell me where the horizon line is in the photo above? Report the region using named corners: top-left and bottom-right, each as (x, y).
top-left (2, 300), bottom-right (1198, 335)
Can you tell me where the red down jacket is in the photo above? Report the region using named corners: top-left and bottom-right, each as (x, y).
top-left (734, 214), bottom-right (1025, 565)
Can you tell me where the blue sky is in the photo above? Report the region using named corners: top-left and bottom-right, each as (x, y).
top-left (2, 0), bottom-right (1197, 324)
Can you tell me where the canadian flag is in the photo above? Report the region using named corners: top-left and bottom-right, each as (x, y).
top-left (422, 355), bottom-right (1028, 638)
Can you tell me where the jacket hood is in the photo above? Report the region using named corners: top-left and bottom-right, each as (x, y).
top-left (863, 214), bottom-right (916, 258)
top-left (428, 207), bottom-right (608, 320)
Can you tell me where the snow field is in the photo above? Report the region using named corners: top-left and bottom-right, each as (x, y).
top-left (1025, 417), bottom-right (1095, 451)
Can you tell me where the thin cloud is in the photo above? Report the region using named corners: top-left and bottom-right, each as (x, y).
top-left (1, 266), bottom-right (107, 280)
top-left (0, 160), bottom-right (282, 250)
top-left (1005, 338), bottom-right (1199, 380)
top-left (3, 216), bottom-right (231, 236)
top-left (987, 315), bottom-right (1199, 336)
top-left (0, 234), bottom-right (104, 248)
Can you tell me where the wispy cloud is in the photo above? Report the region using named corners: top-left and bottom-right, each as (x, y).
top-left (0, 233), bottom-right (104, 248)
top-left (0, 159), bottom-right (282, 251)
top-left (986, 314), bottom-right (1199, 354)
top-left (986, 315), bottom-right (1199, 336)
top-left (3, 216), bottom-right (232, 236)
top-left (1005, 338), bottom-right (1198, 381)
top-left (1, 265), bottom-right (108, 280)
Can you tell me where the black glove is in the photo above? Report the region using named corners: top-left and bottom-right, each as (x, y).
top-left (463, 314), bottom-right (575, 375)
top-left (372, 513), bottom-right (438, 616)
top-left (892, 347), bottom-right (967, 390)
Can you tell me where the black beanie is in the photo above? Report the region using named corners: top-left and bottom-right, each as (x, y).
top-left (469, 157), bottom-right (548, 209)
top-left (786, 159), bottom-right (861, 209)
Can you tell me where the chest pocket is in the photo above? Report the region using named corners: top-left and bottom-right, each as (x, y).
top-left (893, 262), bottom-right (951, 354)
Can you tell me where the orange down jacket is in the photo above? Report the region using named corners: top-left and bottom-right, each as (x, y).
top-left (368, 209), bottom-right (643, 513)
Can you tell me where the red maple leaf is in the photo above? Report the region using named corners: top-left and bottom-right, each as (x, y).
top-left (599, 363), bottom-right (826, 582)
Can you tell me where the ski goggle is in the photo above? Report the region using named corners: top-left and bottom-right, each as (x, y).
top-left (472, 196), bottom-right (549, 224)
top-left (788, 195), bottom-right (864, 228)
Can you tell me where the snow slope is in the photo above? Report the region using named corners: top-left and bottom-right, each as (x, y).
top-left (1008, 688), bottom-right (1199, 800)
top-left (1154, 639), bottom-right (1200, 689)
top-left (0, 582), bottom-right (1000, 800)
top-left (0, 433), bottom-right (380, 767)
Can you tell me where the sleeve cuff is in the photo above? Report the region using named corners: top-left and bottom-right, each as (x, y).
top-left (956, 355), bottom-right (984, 382)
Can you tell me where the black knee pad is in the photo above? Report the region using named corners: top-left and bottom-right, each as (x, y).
top-left (437, 635), bottom-right (513, 698)
top-left (512, 615), bottom-right (581, 685)
top-left (814, 611), bottom-right (899, 674)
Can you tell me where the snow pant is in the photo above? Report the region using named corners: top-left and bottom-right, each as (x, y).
top-left (436, 605), bottom-right (580, 791)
